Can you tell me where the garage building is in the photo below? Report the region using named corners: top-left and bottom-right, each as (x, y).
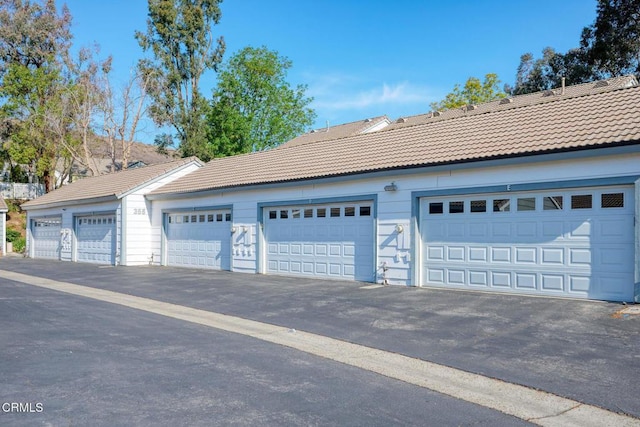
top-left (22, 158), bottom-right (202, 266)
top-left (21, 77), bottom-right (640, 302)
top-left (146, 77), bottom-right (640, 302)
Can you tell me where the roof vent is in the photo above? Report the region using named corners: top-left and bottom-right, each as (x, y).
top-left (593, 80), bottom-right (610, 88)
top-left (542, 89), bottom-right (556, 97)
top-left (396, 117), bottom-right (407, 123)
top-left (432, 111), bottom-right (441, 117)
top-left (499, 98), bottom-right (513, 104)
top-left (466, 104), bottom-right (477, 111)
top-left (364, 118), bottom-right (372, 122)
top-left (310, 129), bottom-right (316, 133)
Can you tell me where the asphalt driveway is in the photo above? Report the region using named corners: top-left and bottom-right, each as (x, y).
top-left (1, 258), bottom-right (638, 425)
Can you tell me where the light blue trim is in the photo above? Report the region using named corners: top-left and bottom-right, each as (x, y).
top-left (161, 211), bottom-right (168, 266)
top-left (71, 210), bottom-right (118, 266)
top-left (412, 175), bottom-right (639, 200)
top-left (28, 215), bottom-right (63, 261)
top-left (160, 204), bottom-right (234, 267)
top-left (161, 204), bottom-right (233, 214)
top-left (635, 177), bottom-right (640, 303)
top-left (73, 209), bottom-right (119, 217)
top-left (410, 196), bottom-right (421, 287)
top-left (256, 194), bottom-right (378, 280)
top-left (146, 145), bottom-right (640, 201)
top-left (410, 175), bottom-right (640, 289)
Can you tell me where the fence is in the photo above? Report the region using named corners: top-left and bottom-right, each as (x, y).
top-left (0, 183), bottom-right (45, 200)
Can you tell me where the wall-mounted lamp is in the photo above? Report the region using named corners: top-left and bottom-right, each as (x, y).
top-left (384, 182), bottom-right (397, 192)
top-left (230, 226), bottom-right (237, 233)
top-left (242, 226), bottom-right (248, 233)
top-left (395, 224), bottom-right (404, 234)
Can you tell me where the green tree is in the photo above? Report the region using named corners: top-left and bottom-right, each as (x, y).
top-left (430, 73), bottom-right (506, 111)
top-left (135, 0), bottom-right (225, 160)
top-left (206, 46), bottom-right (316, 157)
top-left (0, 0), bottom-right (73, 191)
top-left (511, 0), bottom-right (640, 95)
top-left (580, 0), bottom-right (640, 78)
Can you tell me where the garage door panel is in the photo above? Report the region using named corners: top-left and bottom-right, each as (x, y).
top-left (421, 187), bottom-right (634, 301)
top-left (265, 202), bottom-right (374, 282)
top-left (491, 247), bottom-right (511, 262)
top-left (166, 210), bottom-right (231, 270)
top-left (76, 215), bottom-right (116, 265)
top-left (32, 218), bottom-right (62, 260)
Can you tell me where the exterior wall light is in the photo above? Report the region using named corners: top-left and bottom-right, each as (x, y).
top-left (384, 182), bottom-right (397, 192)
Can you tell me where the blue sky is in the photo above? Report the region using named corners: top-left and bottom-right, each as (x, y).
top-left (63, 0), bottom-right (597, 144)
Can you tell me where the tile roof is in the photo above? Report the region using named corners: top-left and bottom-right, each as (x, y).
top-left (386, 75), bottom-right (638, 131)
top-left (0, 198), bottom-right (7, 212)
top-left (23, 157), bottom-right (202, 209)
top-left (278, 116), bottom-right (390, 148)
top-left (148, 77), bottom-right (639, 197)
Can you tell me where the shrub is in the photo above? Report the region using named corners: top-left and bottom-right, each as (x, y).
top-left (6, 228), bottom-right (21, 242)
top-left (13, 236), bottom-right (26, 253)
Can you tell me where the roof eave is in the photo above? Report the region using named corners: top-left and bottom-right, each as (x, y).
top-left (116, 159), bottom-right (203, 198)
top-left (22, 195), bottom-right (119, 211)
top-left (147, 141), bottom-right (640, 201)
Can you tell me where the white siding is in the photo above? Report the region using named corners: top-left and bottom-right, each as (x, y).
top-left (150, 152), bottom-right (640, 289)
top-left (1, 212), bottom-right (5, 256)
top-left (124, 163), bottom-right (201, 266)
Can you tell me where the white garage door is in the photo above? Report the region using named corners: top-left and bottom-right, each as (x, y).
top-left (32, 217), bottom-right (61, 260)
top-left (76, 214), bottom-right (117, 265)
top-left (166, 210), bottom-right (231, 270)
top-left (264, 202), bottom-right (375, 282)
top-left (420, 187), bottom-right (634, 301)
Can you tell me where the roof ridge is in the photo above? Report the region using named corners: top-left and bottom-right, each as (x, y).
top-left (306, 115), bottom-right (388, 133)
top-left (382, 75), bottom-right (638, 133)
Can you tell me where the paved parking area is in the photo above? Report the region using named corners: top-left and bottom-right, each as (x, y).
top-left (1, 258), bottom-right (639, 425)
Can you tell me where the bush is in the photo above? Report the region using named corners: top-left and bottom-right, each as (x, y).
top-left (12, 236), bottom-right (25, 253)
top-left (6, 228), bottom-right (21, 242)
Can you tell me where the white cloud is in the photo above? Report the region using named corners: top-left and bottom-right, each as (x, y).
top-left (305, 72), bottom-right (437, 112)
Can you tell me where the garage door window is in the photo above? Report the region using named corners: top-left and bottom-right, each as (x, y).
top-left (571, 194), bottom-right (592, 209)
top-left (544, 196), bottom-right (563, 210)
top-left (304, 209), bottom-right (313, 218)
top-left (471, 200), bottom-right (486, 212)
top-left (517, 197), bottom-right (535, 211)
top-left (602, 193), bottom-right (623, 208)
top-left (493, 199), bottom-right (510, 212)
top-left (449, 201), bottom-right (464, 214)
top-left (429, 202), bottom-right (444, 214)
top-left (360, 206), bottom-right (371, 216)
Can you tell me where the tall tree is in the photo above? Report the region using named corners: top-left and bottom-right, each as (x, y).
top-left (430, 73), bottom-right (506, 111)
top-left (511, 0), bottom-right (640, 95)
top-left (0, 0), bottom-right (73, 191)
top-left (580, 0), bottom-right (640, 78)
top-left (0, 0), bottom-right (71, 75)
top-left (135, 0), bottom-right (225, 159)
top-left (206, 46), bottom-right (316, 157)
top-left (102, 70), bottom-right (151, 171)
